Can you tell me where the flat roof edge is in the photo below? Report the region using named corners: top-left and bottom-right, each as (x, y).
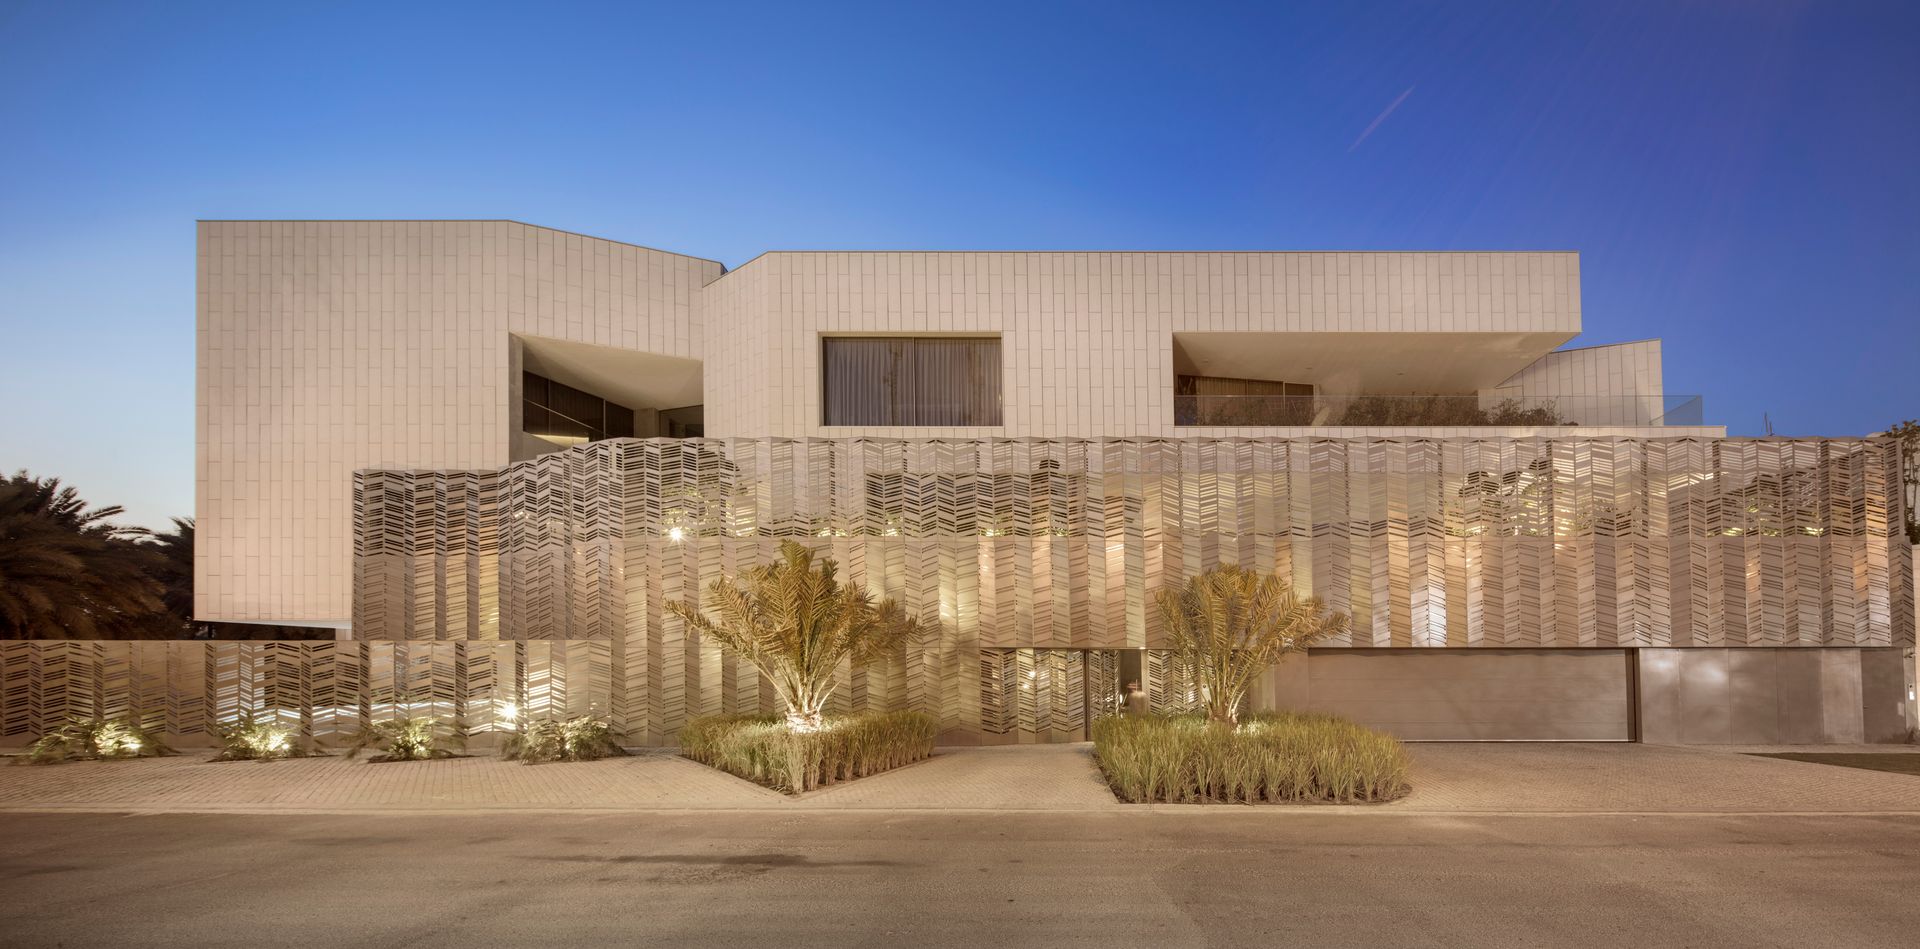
top-left (194, 219), bottom-right (726, 267)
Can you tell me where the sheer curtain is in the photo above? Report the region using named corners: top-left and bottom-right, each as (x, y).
top-left (824, 337), bottom-right (1001, 425)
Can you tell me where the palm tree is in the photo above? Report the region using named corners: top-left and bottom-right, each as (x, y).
top-left (148, 516), bottom-right (197, 626)
top-left (666, 541), bottom-right (920, 731)
top-left (1154, 564), bottom-right (1347, 726)
top-left (0, 472), bottom-right (167, 638)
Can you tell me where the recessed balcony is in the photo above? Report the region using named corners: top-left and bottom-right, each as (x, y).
top-left (1173, 393), bottom-right (1705, 427)
top-left (512, 334), bottom-right (706, 461)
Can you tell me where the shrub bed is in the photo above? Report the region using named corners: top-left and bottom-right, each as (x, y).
top-left (17, 717), bottom-right (173, 765)
top-left (1093, 712), bottom-right (1411, 804)
top-left (213, 715), bottom-right (319, 762)
top-left (345, 717), bottom-right (464, 762)
top-left (680, 710), bottom-right (938, 793)
top-left (500, 716), bottom-right (627, 764)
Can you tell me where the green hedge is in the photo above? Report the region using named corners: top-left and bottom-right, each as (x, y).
top-left (1093, 712), bottom-right (1411, 804)
top-left (680, 710), bottom-right (938, 793)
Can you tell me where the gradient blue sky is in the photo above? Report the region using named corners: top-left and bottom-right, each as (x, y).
top-left (1, 1), bottom-right (1915, 530)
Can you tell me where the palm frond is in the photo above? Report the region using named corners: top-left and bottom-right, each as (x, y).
top-left (1155, 565), bottom-right (1345, 724)
top-left (666, 540), bottom-right (922, 728)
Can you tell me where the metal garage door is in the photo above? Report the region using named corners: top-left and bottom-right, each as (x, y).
top-left (1304, 649), bottom-right (1632, 741)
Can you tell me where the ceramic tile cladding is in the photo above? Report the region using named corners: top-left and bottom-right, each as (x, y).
top-left (197, 221), bottom-right (722, 625)
top-left (700, 251), bottom-right (1583, 439)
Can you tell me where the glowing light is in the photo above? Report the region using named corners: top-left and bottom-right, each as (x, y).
top-left (784, 714), bottom-right (827, 734)
top-left (499, 702), bottom-right (520, 720)
top-left (666, 526), bottom-right (686, 543)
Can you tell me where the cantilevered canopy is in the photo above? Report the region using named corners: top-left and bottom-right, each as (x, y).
top-left (516, 333), bottom-right (703, 410)
top-left (1172, 331), bottom-right (1576, 394)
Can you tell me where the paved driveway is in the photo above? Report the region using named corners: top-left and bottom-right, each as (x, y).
top-left (2, 810), bottom-right (1918, 948)
top-left (1391, 742), bottom-right (1920, 814)
top-left (1, 742), bottom-right (1917, 814)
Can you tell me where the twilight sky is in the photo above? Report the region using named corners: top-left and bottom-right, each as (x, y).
top-left (0, 1), bottom-right (1915, 530)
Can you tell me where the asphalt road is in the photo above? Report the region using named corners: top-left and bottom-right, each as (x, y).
top-left (2, 811), bottom-right (1917, 948)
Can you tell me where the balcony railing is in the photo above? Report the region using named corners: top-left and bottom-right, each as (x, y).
top-left (523, 398), bottom-right (609, 444)
top-left (1173, 394), bottom-right (1704, 428)
top-left (524, 399), bottom-right (706, 443)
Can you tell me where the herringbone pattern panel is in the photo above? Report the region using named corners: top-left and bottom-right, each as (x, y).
top-left (343, 435), bottom-right (1911, 740)
top-left (0, 641), bottom-right (613, 747)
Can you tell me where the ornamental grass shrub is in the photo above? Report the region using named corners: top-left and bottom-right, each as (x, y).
top-left (680, 710), bottom-right (938, 793)
top-left (345, 716), bottom-right (464, 762)
top-left (18, 716), bottom-right (174, 765)
top-left (500, 716), bottom-right (627, 764)
top-left (213, 714), bottom-right (318, 762)
top-left (1092, 712), bottom-right (1411, 804)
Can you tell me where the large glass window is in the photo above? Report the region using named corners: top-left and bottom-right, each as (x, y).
top-left (523, 371), bottom-right (635, 444)
top-left (822, 336), bottom-right (1003, 426)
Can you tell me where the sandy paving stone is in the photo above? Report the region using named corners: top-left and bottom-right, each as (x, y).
top-left (3, 743), bottom-right (1919, 814)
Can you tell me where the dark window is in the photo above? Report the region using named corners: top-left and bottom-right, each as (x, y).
top-left (522, 371), bottom-right (637, 444)
top-left (823, 336), bottom-right (1002, 426)
top-left (661, 404), bottom-right (704, 438)
top-left (522, 371), bottom-right (552, 432)
top-left (605, 405), bottom-right (635, 439)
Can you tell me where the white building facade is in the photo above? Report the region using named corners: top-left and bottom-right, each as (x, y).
top-left (179, 220), bottom-right (1913, 746)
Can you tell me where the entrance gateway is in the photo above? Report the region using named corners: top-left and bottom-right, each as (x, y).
top-left (1294, 649), bottom-right (1633, 742)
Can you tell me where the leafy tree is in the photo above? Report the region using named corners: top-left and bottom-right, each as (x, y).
top-left (1154, 564), bottom-right (1347, 726)
top-left (667, 541), bottom-right (920, 731)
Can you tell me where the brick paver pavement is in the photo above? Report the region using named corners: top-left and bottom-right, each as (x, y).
top-left (1387, 742), bottom-right (1920, 814)
top-left (2, 742), bottom-right (1917, 814)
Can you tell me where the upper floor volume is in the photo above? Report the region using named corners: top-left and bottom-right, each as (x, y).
top-left (196, 220), bottom-right (1720, 626)
top-left (200, 221), bottom-right (1712, 449)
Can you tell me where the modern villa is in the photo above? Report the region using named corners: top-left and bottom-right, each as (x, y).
top-left (32, 219), bottom-right (1908, 749)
